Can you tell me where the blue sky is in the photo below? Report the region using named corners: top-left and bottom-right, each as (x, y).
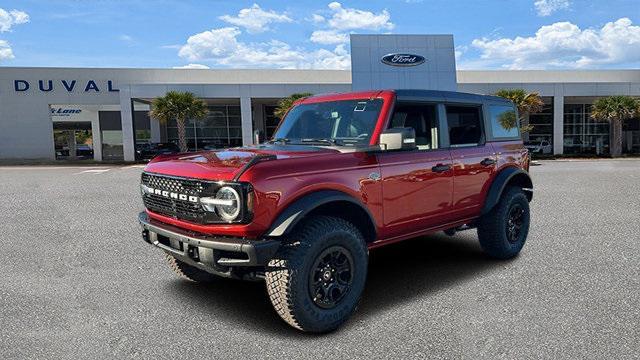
top-left (0, 0), bottom-right (639, 69)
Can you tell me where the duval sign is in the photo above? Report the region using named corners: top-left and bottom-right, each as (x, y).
top-left (13, 79), bottom-right (119, 93)
top-left (381, 53), bottom-right (426, 67)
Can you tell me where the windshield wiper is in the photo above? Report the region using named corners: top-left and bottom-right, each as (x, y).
top-left (268, 138), bottom-right (290, 144)
top-left (299, 138), bottom-right (343, 146)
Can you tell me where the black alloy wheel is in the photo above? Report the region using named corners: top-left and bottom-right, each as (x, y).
top-left (309, 246), bottom-right (354, 309)
top-left (506, 203), bottom-right (525, 243)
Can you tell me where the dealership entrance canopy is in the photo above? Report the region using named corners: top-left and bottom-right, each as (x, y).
top-left (1, 34), bottom-right (639, 161)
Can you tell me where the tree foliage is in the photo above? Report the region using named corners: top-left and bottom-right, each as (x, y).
top-left (274, 92), bottom-right (313, 120)
top-left (590, 95), bottom-right (640, 157)
top-left (149, 91), bottom-right (208, 152)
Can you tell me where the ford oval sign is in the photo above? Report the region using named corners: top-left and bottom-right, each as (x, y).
top-left (381, 53), bottom-right (425, 67)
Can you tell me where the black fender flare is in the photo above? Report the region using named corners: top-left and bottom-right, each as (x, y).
top-left (265, 190), bottom-right (376, 238)
top-left (481, 167), bottom-right (533, 216)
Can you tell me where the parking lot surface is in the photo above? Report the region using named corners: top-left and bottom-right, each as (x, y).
top-left (0, 161), bottom-right (638, 359)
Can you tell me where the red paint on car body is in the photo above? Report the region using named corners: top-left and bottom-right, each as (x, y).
top-left (142, 89), bottom-right (529, 248)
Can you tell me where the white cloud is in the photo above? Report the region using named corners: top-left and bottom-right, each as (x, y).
top-left (470, 18), bottom-right (640, 69)
top-left (178, 26), bottom-right (350, 69)
top-left (325, 2), bottom-right (393, 31)
top-left (119, 34), bottom-right (136, 46)
top-left (310, 30), bottom-right (349, 45)
top-left (534, 0), bottom-right (570, 16)
top-left (309, 44), bottom-right (351, 69)
top-left (178, 27), bottom-right (243, 60)
top-left (219, 4), bottom-right (292, 34)
top-left (0, 8), bottom-right (29, 32)
top-left (173, 63), bottom-right (210, 69)
top-left (310, 14), bottom-right (325, 23)
top-left (178, 3), bottom-right (394, 69)
top-left (0, 39), bottom-right (14, 60)
top-left (307, 3), bottom-right (393, 46)
top-left (0, 8), bottom-right (28, 62)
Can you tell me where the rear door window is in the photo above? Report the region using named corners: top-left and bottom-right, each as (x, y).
top-left (446, 105), bottom-right (483, 147)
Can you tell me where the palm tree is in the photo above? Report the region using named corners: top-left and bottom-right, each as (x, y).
top-left (149, 91), bottom-right (208, 152)
top-left (274, 92), bottom-right (313, 120)
top-left (494, 89), bottom-right (544, 134)
top-left (590, 96), bottom-right (640, 157)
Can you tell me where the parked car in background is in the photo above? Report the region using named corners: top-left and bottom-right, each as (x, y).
top-left (55, 144), bottom-right (93, 159)
top-left (76, 144), bottom-right (94, 157)
top-left (525, 140), bottom-right (552, 154)
top-left (55, 145), bottom-right (68, 158)
top-left (136, 142), bottom-right (180, 160)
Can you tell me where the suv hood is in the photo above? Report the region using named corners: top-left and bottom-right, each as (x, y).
top-left (143, 145), bottom-right (340, 181)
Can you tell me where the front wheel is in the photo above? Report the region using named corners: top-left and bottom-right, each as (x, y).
top-left (265, 216), bottom-right (368, 333)
top-left (477, 187), bottom-right (531, 259)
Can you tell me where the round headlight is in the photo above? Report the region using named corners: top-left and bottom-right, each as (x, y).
top-left (214, 186), bottom-right (240, 221)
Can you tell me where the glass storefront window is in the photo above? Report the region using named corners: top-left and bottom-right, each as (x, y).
top-left (99, 111), bottom-right (124, 160)
top-left (563, 103), bottom-right (609, 155)
top-left (132, 107), bottom-right (152, 145)
top-left (264, 105), bottom-right (280, 139)
top-left (136, 129), bottom-right (151, 142)
top-left (527, 99), bottom-right (553, 144)
top-left (622, 116), bottom-right (640, 153)
top-left (165, 104), bottom-right (242, 150)
top-left (630, 131), bottom-right (640, 153)
top-left (102, 130), bottom-right (124, 160)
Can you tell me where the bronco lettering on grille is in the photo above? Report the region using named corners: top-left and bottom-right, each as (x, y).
top-left (149, 187), bottom-right (199, 203)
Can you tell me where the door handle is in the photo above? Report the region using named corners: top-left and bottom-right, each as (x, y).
top-left (480, 158), bottom-right (496, 166)
top-left (432, 164), bottom-right (451, 173)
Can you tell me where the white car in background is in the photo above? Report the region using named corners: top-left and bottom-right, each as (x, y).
top-left (525, 140), bottom-right (553, 154)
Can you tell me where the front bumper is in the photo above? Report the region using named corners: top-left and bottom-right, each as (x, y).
top-left (139, 212), bottom-right (280, 274)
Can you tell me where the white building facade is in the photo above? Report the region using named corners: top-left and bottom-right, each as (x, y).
top-left (0, 34), bottom-right (639, 162)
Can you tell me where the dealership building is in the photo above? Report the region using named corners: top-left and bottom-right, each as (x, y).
top-left (1, 34), bottom-right (639, 162)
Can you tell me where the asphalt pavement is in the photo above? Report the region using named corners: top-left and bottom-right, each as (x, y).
top-left (0, 161), bottom-right (638, 359)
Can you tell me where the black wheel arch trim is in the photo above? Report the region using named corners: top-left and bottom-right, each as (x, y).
top-left (481, 167), bottom-right (533, 216)
top-left (265, 190), bottom-right (376, 239)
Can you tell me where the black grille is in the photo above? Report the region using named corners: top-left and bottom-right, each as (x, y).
top-left (140, 172), bottom-right (251, 224)
top-left (141, 173), bottom-right (205, 196)
top-left (141, 173), bottom-right (212, 223)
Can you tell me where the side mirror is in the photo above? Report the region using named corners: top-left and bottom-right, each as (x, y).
top-left (379, 127), bottom-right (417, 151)
top-left (253, 129), bottom-right (265, 144)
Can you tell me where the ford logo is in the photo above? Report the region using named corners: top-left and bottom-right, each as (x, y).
top-left (381, 53), bottom-right (426, 67)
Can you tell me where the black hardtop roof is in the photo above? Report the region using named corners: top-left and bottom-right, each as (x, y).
top-left (392, 89), bottom-right (512, 104)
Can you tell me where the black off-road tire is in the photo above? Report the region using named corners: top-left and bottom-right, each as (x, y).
top-left (265, 216), bottom-right (368, 333)
top-left (477, 187), bottom-right (531, 259)
top-left (165, 254), bottom-right (221, 283)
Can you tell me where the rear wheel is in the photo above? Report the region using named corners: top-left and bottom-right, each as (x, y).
top-left (265, 216), bottom-right (368, 333)
top-left (477, 187), bottom-right (531, 259)
top-left (165, 254), bottom-right (221, 283)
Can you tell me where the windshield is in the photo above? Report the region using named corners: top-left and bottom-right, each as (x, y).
top-left (273, 99), bottom-right (383, 146)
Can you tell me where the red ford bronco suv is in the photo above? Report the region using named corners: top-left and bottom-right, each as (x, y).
top-left (139, 90), bottom-right (533, 332)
